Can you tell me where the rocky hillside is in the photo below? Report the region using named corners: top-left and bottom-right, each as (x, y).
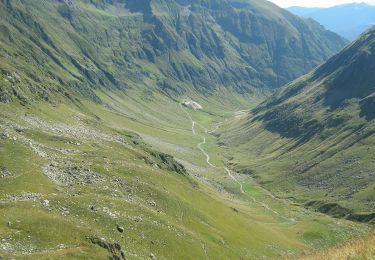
top-left (0, 0), bottom-right (346, 105)
top-left (223, 26), bottom-right (375, 219)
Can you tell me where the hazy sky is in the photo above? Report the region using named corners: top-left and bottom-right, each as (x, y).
top-left (268, 0), bottom-right (375, 7)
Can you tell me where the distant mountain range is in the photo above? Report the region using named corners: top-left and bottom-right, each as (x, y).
top-left (288, 3), bottom-right (375, 40)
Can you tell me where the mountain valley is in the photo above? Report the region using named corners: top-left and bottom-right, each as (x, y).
top-left (0, 0), bottom-right (374, 259)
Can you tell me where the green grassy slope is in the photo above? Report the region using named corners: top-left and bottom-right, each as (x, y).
top-left (222, 27), bottom-right (375, 221)
top-left (0, 0), bottom-right (369, 258)
top-left (0, 91), bottom-right (369, 259)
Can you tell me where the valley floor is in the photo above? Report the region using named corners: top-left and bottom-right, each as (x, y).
top-left (0, 90), bottom-right (372, 259)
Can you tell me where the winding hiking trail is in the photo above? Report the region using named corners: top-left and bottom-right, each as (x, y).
top-left (224, 167), bottom-right (245, 194)
top-left (180, 104), bottom-right (253, 197)
top-left (180, 104), bottom-right (297, 224)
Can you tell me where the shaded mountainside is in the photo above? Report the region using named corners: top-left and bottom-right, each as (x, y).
top-left (222, 26), bottom-right (375, 218)
top-left (288, 3), bottom-right (375, 40)
top-left (0, 0), bottom-right (346, 105)
top-left (257, 26), bottom-right (375, 137)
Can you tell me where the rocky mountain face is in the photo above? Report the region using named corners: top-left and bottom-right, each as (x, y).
top-left (224, 26), bottom-right (375, 217)
top-left (0, 0), bottom-right (346, 105)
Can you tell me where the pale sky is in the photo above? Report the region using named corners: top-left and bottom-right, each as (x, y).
top-left (268, 0), bottom-right (375, 7)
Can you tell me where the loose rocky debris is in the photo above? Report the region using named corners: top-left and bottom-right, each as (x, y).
top-left (0, 89), bottom-right (13, 103)
top-left (5, 192), bottom-right (42, 202)
top-left (146, 200), bottom-right (157, 207)
top-left (110, 177), bottom-right (132, 193)
top-left (22, 116), bottom-right (130, 148)
top-left (102, 207), bottom-right (119, 219)
top-left (0, 239), bottom-right (14, 254)
top-left (0, 131), bottom-right (10, 140)
top-left (0, 236), bottom-right (39, 255)
top-left (56, 244), bottom-right (66, 250)
top-left (65, 140), bottom-right (82, 146)
top-left (0, 167), bottom-right (11, 178)
top-left (89, 237), bottom-right (126, 260)
top-left (128, 216), bottom-right (143, 222)
top-left (116, 225), bottom-right (124, 233)
top-left (0, 131), bottom-right (18, 142)
top-left (14, 127), bottom-right (25, 133)
top-left (26, 139), bottom-right (49, 158)
top-left (88, 204), bottom-right (120, 218)
top-left (41, 200), bottom-right (50, 207)
top-left (42, 162), bottom-right (104, 186)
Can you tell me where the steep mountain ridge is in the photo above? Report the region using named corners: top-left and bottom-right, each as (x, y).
top-left (222, 26), bottom-right (375, 217)
top-left (257, 26), bottom-right (375, 136)
top-left (0, 0), bottom-right (346, 106)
